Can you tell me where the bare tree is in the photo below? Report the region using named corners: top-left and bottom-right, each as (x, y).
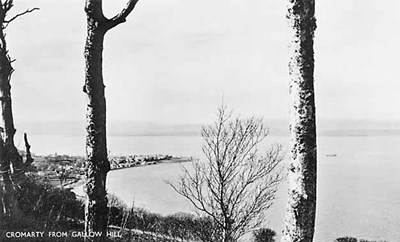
top-left (281, 0), bottom-right (317, 241)
top-left (169, 106), bottom-right (284, 242)
top-left (0, 0), bottom-right (36, 226)
top-left (83, 0), bottom-right (139, 239)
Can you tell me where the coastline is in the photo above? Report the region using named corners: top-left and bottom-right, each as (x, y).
top-left (67, 156), bottom-right (194, 196)
top-left (109, 156), bottom-right (194, 171)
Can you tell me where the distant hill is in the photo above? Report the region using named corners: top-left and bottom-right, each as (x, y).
top-left (317, 120), bottom-right (400, 136)
top-left (17, 120), bottom-right (400, 137)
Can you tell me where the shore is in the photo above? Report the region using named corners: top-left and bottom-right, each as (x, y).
top-left (109, 156), bottom-right (195, 171)
top-left (69, 156), bottom-right (195, 193)
top-left (32, 154), bottom-right (195, 191)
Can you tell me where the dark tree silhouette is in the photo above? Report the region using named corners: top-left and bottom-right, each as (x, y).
top-left (0, 0), bottom-right (36, 226)
top-left (83, 0), bottom-right (139, 239)
top-left (281, 0), bottom-right (317, 241)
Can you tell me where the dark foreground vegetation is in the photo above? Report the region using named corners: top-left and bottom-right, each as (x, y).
top-left (0, 173), bottom-right (84, 241)
top-left (0, 173), bottom-right (390, 242)
top-left (0, 173), bottom-right (278, 242)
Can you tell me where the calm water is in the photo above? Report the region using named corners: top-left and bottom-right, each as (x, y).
top-left (33, 135), bottom-right (400, 241)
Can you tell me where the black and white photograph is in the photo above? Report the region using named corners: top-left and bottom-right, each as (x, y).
top-left (0, 0), bottom-right (399, 241)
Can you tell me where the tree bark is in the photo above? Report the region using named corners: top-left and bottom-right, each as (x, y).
top-left (0, 15), bottom-right (25, 226)
top-left (282, 0), bottom-right (317, 242)
top-left (83, 12), bottom-right (109, 241)
top-left (0, 25), bottom-right (24, 171)
top-left (83, 0), bottom-right (138, 240)
top-left (222, 231), bottom-right (234, 242)
top-left (0, 136), bottom-right (15, 226)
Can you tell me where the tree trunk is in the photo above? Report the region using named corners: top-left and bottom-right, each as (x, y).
top-left (83, 1), bottom-right (138, 240)
top-left (0, 25), bottom-right (24, 226)
top-left (282, 0), bottom-right (317, 242)
top-left (222, 231), bottom-right (234, 242)
top-left (222, 218), bottom-right (235, 242)
top-left (0, 137), bottom-right (14, 226)
top-left (83, 17), bottom-right (110, 241)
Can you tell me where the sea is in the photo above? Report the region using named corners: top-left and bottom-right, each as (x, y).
top-left (23, 134), bottom-right (400, 242)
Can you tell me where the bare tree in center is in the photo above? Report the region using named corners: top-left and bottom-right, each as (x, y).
top-left (281, 0), bottom-right (317, 241)
top-left (169, 106), bottom-right (284, 242)
top-left (0, 0), bottom-right (36, 226)
top-left (83, 0), bottom-right (139, 239)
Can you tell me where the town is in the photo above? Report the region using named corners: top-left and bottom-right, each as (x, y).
top-left (31, 153), bottom-right (193, 189)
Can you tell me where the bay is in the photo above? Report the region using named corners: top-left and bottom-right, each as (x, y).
top-left (27, 134), bottom-right (400, 241)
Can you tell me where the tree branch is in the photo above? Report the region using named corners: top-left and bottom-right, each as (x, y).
top-left (2, 0), bottom-right (14, 13)
top-left (24, 133), bottom-right (33, 165)
top-left (168, 105), bottom-right (284, 240)
top-left (107, 0), bottom-right (139, 29)
top-left (4, 7), bottom-right (39, 24)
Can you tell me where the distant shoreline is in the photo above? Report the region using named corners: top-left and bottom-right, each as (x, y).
top-left (67, 157), bottom-right (194, 194)
top-left (109, 156), bottom-right (194, 171)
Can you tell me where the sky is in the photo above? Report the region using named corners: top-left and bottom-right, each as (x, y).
top-left (6, 0), bottom-right (400, 127)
